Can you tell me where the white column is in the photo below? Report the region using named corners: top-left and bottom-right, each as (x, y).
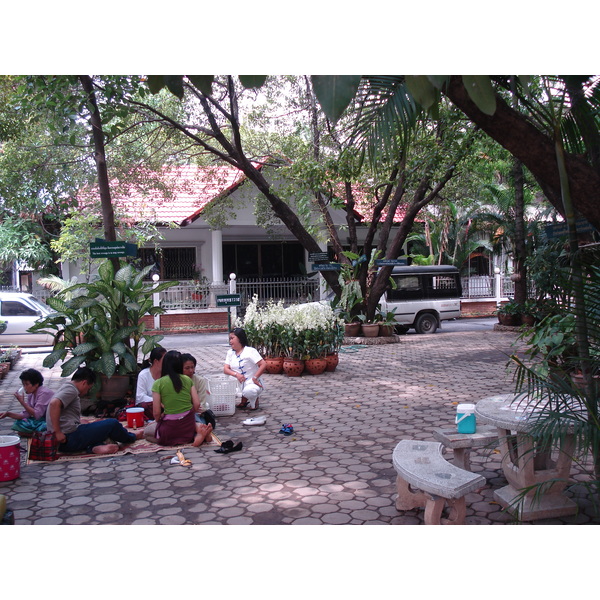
top-left (494, 267), bottom-right (503, 306)
top-left (211, 228), bottom-right (224, 284)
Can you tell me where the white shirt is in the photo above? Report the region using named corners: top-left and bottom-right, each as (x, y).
top-left (225, 346), bottom-right (263, 381)
top-left (136, 368), bottom-right (157, 404)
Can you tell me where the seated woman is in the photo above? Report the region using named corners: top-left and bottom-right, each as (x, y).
top-left (136, 346), bottom-right (167, 419)
top-left (0, 369), bottom-right (54, 434)
top-left (181, 353), bottom-right (216, 429)
top-left (143, 350), bottom-right (213, 447)
top-left (224, 327), bottom-right (266, 411)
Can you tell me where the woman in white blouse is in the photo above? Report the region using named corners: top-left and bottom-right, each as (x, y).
top-left (224, 328), bottom-right (266, 411)
top-left (136, 346), bottom-right (167, 419)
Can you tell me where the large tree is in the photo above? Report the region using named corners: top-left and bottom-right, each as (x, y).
top-left (121, 75), bottom-right (480, 320)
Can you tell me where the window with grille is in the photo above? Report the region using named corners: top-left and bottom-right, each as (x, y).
top-left (138, 247), bottom-right (196, 280)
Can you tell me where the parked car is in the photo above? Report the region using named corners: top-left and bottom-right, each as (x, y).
top-left (379, 265), bottom-right (462, 334)
top-left (0, 292), bottom-right (55, 346)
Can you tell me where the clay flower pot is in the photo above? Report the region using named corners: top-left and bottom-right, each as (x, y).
top-left (344, 322), bottom-right (361, 336)
top-left (282, 358), bottom-right (305, 377)
top-left (264, 356), bottom-right (284, 374)
top-left (325, 353), bottom-right (339, 372)
top-left (378, 324), bottom-right (395, 337)
top-left (304, 357), bottom-right (328, 375)
top-left (361, 323), bottom-right (380, 337)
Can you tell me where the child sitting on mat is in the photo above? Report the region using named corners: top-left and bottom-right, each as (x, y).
top-left (0, 369), bottom-right (54, 434)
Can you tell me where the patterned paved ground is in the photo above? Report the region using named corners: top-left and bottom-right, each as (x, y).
top-left (1, 328), bottom-right (598, 526)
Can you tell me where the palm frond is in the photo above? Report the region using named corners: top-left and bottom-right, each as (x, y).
top-left (342, 76), bottom-right (422, 167)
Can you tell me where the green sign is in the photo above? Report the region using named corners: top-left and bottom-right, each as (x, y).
top-left (312, 263), bottom-right (341, 271)
top-left (90, 240), bottom-right (137, 258)
top-left (216, 294), bottom-right (241, 307)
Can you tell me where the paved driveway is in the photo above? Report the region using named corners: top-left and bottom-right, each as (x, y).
top-left (0, 326), bottom-right (597, 525)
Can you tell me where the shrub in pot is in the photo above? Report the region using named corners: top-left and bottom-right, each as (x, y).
top-left (29, 261), bottom-right (177, 395)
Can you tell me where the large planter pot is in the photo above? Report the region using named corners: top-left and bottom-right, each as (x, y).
top-left (498, 314), bottom-right (520, 326)
top-left (378, 323), bottom-right (395, 337)
top-left (0, 362), bottom-right (9, 378)
top-left (98, 374), bottom-right (132, 402)
top-left (521, 314), bottom-right (535, 326)
top-left (304, 357), bottom-right (328, 375)
top-left (344, 322), bottom-right (361, 336)
top-left (325, 352), bottom-right (339, 372)
top-left (282, 358), bottom-right (305, 377)
top-left (264, 356), bottom-right (284, 374)
top-left (361, 323), bottom-right (380, 337)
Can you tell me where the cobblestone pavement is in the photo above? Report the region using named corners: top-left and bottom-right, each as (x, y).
top-left (1, 328), bottom-right (598, 526)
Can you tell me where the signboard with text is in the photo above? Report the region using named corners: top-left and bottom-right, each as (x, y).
top-left (312, 263), bottom-right (341, 272)
top-left (216, 294), bottom-right (241, 307)
top-left (375, 259), bottom-right (408, 267)
top-left (90, 240), bottom-right (137, 258)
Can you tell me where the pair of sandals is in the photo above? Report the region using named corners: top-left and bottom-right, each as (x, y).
top-left (279, 424), bottom-right (294, 436)
top-left (237, 399), bottom-right (259, 411)
top-left (214, 439), bottom-right (243, 454)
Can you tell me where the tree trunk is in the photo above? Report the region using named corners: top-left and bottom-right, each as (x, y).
top-left (79, 75), bottom-right (120, 273)
top-left (443, 76), bottom-right (600, 231)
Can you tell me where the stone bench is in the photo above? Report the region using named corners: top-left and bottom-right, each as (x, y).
top-left (432, 426), bottom-right (499, 471)
top-left (392, 440), bottom-right (485, 525)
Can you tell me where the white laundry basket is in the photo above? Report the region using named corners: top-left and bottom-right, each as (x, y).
top-left (205, 375), bottom-right (238, 416)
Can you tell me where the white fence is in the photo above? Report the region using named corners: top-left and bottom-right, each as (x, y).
top-left (27, 275), bottom-right (514, 310)
top-left (461, 275), bottom-right (515, 299)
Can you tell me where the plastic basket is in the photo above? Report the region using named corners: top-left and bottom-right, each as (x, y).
top-left (206, 375), bottom-right (238, 416)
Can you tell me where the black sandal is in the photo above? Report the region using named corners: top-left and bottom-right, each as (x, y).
top-left (214, 440), bottom-right (243, 454)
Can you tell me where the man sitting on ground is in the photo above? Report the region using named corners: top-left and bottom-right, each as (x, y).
top-left (46, 367), bottom-right (143, 455)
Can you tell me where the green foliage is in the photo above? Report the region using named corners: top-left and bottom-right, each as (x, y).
top-left (29, 261), bottom-right (177, 377)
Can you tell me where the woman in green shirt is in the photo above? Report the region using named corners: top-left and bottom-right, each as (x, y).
top-left (145, 350), bottom-right (213, 446)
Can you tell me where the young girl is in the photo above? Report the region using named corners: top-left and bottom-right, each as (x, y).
top-left (181, 353), bottom-right (216, 429)
top-left (143, 350), bottom-right (212, 447)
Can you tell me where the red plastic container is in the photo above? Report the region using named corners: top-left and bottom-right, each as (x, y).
top-left (126, 407), bottom-right (145, 428)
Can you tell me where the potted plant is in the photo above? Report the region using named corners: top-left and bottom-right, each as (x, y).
top-left (356, 314), bottom-right (380, 337)
top-left (0, 320), bottom-right (6, 334)
top-left (496, 300), bottom-right (523, 326)
top-left (29, 260), bottom-right (177, 398)
top-left (377, 308), bottom-right (398, 337)
top-left (521, 299), bottom-right (538, 327)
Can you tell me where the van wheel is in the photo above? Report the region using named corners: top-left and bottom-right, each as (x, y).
top-left (415, 314), bottom-right (438, 334)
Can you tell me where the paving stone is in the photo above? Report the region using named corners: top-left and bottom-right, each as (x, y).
top-left (2, 328), bottom-right (597, 526)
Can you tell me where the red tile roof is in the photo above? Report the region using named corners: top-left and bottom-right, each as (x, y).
top-left (114, 164), bottom-right (251, 226)
top-left (81, 163), bottom-right (408, 226)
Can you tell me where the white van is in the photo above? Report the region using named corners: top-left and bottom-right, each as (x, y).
top-left (379, 265), bottom-right (462, 334)
top-left (0, 292), bottom-right (55, 346)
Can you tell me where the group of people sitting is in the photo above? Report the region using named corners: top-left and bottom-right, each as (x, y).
top-left (0, 327), bottom-right (266, 456)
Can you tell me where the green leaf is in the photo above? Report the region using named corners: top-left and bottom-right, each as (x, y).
top-left (164, 76), bottom-right (184, 100)
top-left (427, 76), bottom-right (449, 90)
top-left (187, 76), bottom-right (214, 96)
top-left (239, 75), bottom-right (268, 89)
top-left (462, 75), bottom-right (497, 116)
top-left (405, 76), bottom-right (438, 109)
top-left (311, 75), bottom-right (362, 123)
top-left (98, 352), bottom-right (117, 377)
top-left (146, 76), bottom-right (166, 94)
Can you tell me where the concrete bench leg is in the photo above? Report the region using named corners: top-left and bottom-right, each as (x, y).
top-left (452, 448), bottom-right (472, 471)
top-left (396, 476), bottom-right (467, 524)
top-left (395, 475), bottom-right (428, 511)
top-left (424, 495), bottom-right (466, 525)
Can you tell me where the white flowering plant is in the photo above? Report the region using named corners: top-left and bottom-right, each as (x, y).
top-left (239, 296), bottom-right (343, 360)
